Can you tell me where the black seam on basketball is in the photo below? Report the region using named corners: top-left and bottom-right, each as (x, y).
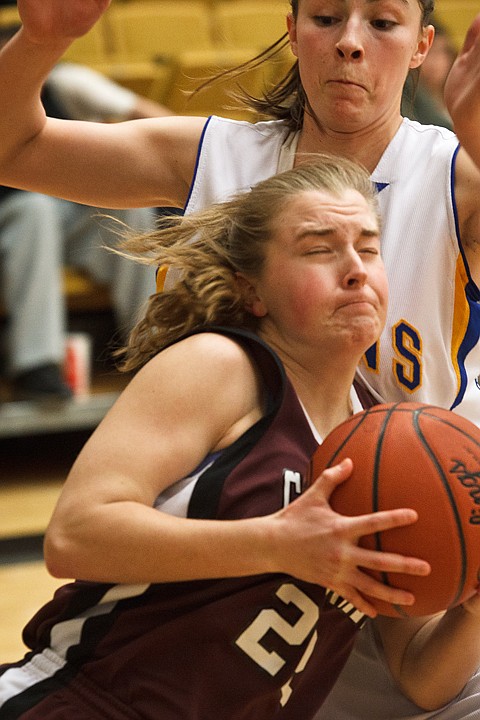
top-left (374, 404), bottom-right (401, 590)
top-left (422, 410), bottom-right (480, 448)
top-left (414, 407), bottom-right (468, 608)
top-left (323, 409), bottom-right (372, 467)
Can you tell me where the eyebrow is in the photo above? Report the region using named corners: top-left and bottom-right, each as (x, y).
top-left (297, 227), bottom-right (380, 239)
top-left (362, 0), bottom-right (410, 6)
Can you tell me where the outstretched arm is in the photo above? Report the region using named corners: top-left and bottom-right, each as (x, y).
top-left (445, 15), bottom-right (480, 168)
top-left (0, 0), bottom-right (204, 208)
top-left (0, 0), bottom-right (112, 156)
top-left (444, 15), bottom-right (480, 286)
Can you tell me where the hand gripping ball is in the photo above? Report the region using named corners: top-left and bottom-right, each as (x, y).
top-left (310, 402), bottom-right (480, 617)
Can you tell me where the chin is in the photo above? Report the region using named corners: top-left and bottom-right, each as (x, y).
top-left (322, 102), bottom-right (368, 130)
top-left (348, 323), bottom-right (381, 349)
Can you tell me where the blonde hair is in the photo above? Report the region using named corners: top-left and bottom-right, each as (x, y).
top-left (119, 155), bottom-right (380, 370)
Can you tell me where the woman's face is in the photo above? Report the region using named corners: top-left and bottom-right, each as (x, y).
top-left (249, 188), bottom-right (388, 358)
top-left (287, 0), bottom-right (433, 133)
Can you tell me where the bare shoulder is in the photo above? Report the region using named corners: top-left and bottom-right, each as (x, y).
top-left (130, 331), bottom-right (265, 452)
top-left (144, 331), bottom-right (261, 388)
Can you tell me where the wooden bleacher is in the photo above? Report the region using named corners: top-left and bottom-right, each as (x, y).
top-left (434, 0), bottom-right (479, 50)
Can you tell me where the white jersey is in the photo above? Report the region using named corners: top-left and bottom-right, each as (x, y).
top-left (184, 115), bottom-right (480, 426)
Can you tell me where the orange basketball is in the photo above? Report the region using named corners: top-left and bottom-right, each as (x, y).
top-left (310, 402), bottom-right (480, 617)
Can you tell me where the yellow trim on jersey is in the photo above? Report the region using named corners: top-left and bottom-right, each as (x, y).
top-left (156, 265), bottom-right (168, 293)
top-left (451, 255), bottom-right (471, 393)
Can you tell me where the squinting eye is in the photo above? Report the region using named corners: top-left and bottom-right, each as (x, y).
top-left (305, 247), bottom-right (330, 255)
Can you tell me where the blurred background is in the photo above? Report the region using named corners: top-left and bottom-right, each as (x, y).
top-left (0, 0), bottom-right (477, 662)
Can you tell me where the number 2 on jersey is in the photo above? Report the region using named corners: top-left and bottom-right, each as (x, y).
top-left (235, 583), bottom-right (319, 706)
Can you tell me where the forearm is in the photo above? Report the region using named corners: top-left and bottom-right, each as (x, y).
top-left (445, 16), bottom-right (480, 170)
top-left (387, 605), bottom-right (480, 710)
top-left (0, 28), bottom-right (68, 168)
top-left (44, 502), bottom-right (277, 584)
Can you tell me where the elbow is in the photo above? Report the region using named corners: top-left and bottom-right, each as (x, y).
top-left (43, 525), bottom-right (82, 579)
top-left (407, 698), bottom-right (450, 713)
top-left (400, 683), bottom-right (458, 712)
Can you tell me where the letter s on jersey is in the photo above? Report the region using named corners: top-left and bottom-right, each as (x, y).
top-left (363, 319), bottom-right (423, 393)
top-left (392, 320), bottom-right (422, 391)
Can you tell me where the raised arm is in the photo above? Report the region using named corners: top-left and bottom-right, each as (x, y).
top-left (0, 0), bottom-right (205, 208)
top-left (445, 15), bottom-right (480, 169)
top-left (442, 17), bottom-right (480, 286)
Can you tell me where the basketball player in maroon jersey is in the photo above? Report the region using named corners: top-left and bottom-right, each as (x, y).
top-left (1, 159), bottom-right (480, 719)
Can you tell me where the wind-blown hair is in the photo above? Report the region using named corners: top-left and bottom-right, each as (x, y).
top-left (118, 155), bottom-right (380, 371)
top-left (208, 0), bottom-right (435, 131)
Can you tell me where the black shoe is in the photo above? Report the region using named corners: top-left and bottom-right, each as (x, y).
top-left (13, 364), bottom-right (73, 402)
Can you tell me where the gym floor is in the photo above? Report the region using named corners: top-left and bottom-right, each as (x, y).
top-left (0, 370), bottom-right (128, 663)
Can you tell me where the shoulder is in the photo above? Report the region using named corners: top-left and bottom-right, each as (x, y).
top-left (182, 330), bottom-right (260, 370)
top-left (206, 115), bottom-right (290, 136)
top-left (201, 116), bottom-right (292, 153)
top-left (141, 331), bottom-right (264, 397)
top-left (374, 119), bottom-right (458, 188)
top-left (186, 117), bottom-right (291, 211)
top-left (205, 115), bottom-right (290, 152)
top-left (394, 118), bottom-right (458, 162)
top-left (400, 117), bottom-right (456, 143)
top-left (165, 330), bottom-right (258, 363)
top-left (137, 331), bottom-right (268, 452)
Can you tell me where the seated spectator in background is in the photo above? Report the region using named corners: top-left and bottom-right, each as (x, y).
top-left (401, 16), bottom-right (457, 130)
top-left (0, 30), bottom-right (173, 401)
top-left (0, 192), bottom-right (159, 401)
top-left (46, 61), bottom-right (172, 123)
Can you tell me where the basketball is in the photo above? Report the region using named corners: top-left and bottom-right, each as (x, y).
top-left (310, 402), bottom-right (480, 618)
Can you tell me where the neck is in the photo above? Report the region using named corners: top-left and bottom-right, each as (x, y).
top-left (296, 381), bottom-right (354, 439)
top-left (267, 339), bottom-right (358, 438)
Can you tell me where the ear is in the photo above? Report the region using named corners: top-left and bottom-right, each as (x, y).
top-left (287, 12), bottom-right (298, 57)
top-left (409, 24), bottom-right (435, 69)
top-left (236, 273), bottom-right (268, 318)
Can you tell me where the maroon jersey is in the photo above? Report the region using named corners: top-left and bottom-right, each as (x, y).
top-left (0, 328), bottom-right (365, 719)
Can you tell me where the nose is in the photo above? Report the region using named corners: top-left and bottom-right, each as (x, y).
top-left (335, 19), bottom-right (364, 60)
top-left (343, 252), bottom-right (368, 287)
